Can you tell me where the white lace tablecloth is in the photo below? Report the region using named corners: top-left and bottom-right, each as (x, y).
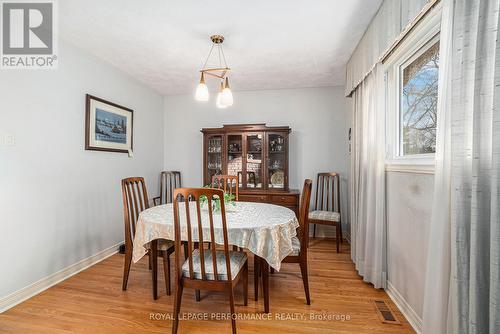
top-left (132, 202), bottom-right (298, 271)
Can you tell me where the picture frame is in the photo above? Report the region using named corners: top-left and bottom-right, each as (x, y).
top-left (85, 94), bottom-right (133, 153)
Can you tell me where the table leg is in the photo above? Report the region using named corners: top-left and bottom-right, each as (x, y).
top-left (151, 240), bottom-right (158, 300)
top-left (261, 259), bottom-right (270, 313)
top-left (254, 256), bottom-right (260, 301)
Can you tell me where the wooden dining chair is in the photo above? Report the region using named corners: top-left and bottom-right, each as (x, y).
top-left (211, 174), bottom-right (239, 201)
top-left (121, 177), bottom-right (175, 298)
top-left (153, 171), bottom-right (182, 206)
top-left (280, 179), bottom-right (313, 304)
top-left (309, 172), bottom-right (342, 252)
top-left (171, 188), bottom-right (248, 334)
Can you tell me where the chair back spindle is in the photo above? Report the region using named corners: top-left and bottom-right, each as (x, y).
top-left (173, 188), bottom-right (232, 282)
top-left (211, 175), bottom-right (239, 201)
top-left (159, 171), bottom-right (182, 204)
top-left (121, 177), bottom-right (150, 248)
top-left (314, 173), bottom-right (341, 214)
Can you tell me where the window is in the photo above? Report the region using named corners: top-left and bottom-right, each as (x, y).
top-left (385, 4), bottom-right (441, 172)
top-left (400, 39), bottom-right (439, 155)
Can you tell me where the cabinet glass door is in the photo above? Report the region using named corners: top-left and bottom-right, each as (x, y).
top-left (245, 133), bottom-right (263, 189)
top-left (268, 133), bottom-right (286, 189)
top-left (206, 135), bottom-right (223, 185)
top-left (227, 134), bottom-right (243, 188)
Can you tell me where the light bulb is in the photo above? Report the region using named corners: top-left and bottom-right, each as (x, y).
top-left (216, 81), bottom-right (227, 109)
top-left (195, 73), bottom-right (209, 101)
top-left (221, 77), bottom-right (233, 106)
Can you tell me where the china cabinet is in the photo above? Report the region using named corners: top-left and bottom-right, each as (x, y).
top-left (201, 124), bottom-right (299, 215)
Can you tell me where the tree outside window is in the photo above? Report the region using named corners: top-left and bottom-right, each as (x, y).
top-left (400, 40), bottom-right (439, 155)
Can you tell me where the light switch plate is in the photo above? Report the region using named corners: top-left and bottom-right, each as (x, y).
top-left (0, 134), bottom-right (16, 147)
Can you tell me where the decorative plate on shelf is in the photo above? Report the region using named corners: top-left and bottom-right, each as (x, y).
top-left (270, 170), bottom-right (284, 187)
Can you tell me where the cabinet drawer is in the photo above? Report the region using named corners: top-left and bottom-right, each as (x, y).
top-left (270, 194), bottom-right (297, 205)
top-left (239, 194), bottom-right (269, 203)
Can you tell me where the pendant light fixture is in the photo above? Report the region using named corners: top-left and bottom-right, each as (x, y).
top-left (195, 35), bottom-right (233, 108)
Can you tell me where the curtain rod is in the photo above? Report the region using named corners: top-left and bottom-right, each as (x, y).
top-left (346, 0), bottom-right (441, 97)
top-left (380, 0), bottom-right (441, 64)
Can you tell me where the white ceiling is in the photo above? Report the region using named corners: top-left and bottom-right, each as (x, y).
top-left (59, 0), bottom-right (382, 95)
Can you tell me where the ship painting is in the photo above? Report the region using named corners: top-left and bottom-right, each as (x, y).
top-left (95, 108), bottom-right (127, 144)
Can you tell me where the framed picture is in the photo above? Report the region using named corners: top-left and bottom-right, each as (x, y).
top-left (85, 94), bottom-right (133, 153)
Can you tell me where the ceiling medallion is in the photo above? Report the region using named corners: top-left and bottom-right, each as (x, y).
top-left (195, 35), bottom-right (233, 108)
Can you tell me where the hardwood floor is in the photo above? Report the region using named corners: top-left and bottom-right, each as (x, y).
top-left (0, 239), bottom-right (415, 334)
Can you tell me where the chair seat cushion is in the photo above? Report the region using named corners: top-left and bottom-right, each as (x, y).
top-left (308, 210), bottom-right (340, 222)
top-left (182, 249), bottom-right (247, 280)
top-left (290, 236), bottom-right (301, 256)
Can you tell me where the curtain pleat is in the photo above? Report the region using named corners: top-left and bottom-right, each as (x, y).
top-left (350, 66), bottom-right (387, 289)
top-left (423, 0), bottom-right (500, 333)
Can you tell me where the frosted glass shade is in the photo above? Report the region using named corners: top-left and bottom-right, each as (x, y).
top-left (221, 87), bottom-right (233, 106)
top-left (195, 82), bottom-right (209, 101)
top-left (216, 92), bottom-right (227, 108)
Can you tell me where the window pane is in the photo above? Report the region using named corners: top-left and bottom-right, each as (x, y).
top-left (227, 135), bottom-right (243, 187)
top-left (246, 134), bottom-right (263, 189)
top-left (401, 40), bottom-right (439, 155)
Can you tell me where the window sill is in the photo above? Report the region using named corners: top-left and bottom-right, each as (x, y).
top-left (385, 162), bottom-right (435, 174)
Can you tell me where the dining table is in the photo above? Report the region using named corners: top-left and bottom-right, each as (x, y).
top-left (132, 201), bottom-right (299, 313)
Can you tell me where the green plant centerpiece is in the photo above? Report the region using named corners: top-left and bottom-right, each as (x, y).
top-left (200, 186), bottom-right (236, 212)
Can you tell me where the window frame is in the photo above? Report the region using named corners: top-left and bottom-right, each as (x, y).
top-left (384, 4), bottom-right (442, 172)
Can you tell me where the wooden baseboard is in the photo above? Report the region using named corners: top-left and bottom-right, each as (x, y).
top-left (0, 242), bottom-right (123, 313)
top-left (385, 281), bottom-right (422, 334)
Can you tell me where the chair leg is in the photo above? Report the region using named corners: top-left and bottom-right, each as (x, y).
top-left (172, 283), bottom-right (184, 334)
top-left (195, 290), bottom-right (201, 302)
top-left (151, 241), bottom-right (158, 300)
top-left (162, 251), bottom-right (171, 295)
top-left (229, 287), bottom-right (237, 334)
top-left (148, 250), bottom-right (152, 270)
top-left (122, 247), bottom-right (132, 291)
top-left (254, 256), bottom-right (260, 301)
top-left (242, 262), bottom-right (248, 306)
top-left (313, 224), bottom-right (317, 238)
top-left (299, 260), bottom-right (311, 305)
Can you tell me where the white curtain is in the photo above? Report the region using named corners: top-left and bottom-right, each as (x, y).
top-left (422, 0), bottom-right (454, 332)
top-left (423, 0), bottom-right (500, 333)
top-left (350, 65), bottom-right (387, 289)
